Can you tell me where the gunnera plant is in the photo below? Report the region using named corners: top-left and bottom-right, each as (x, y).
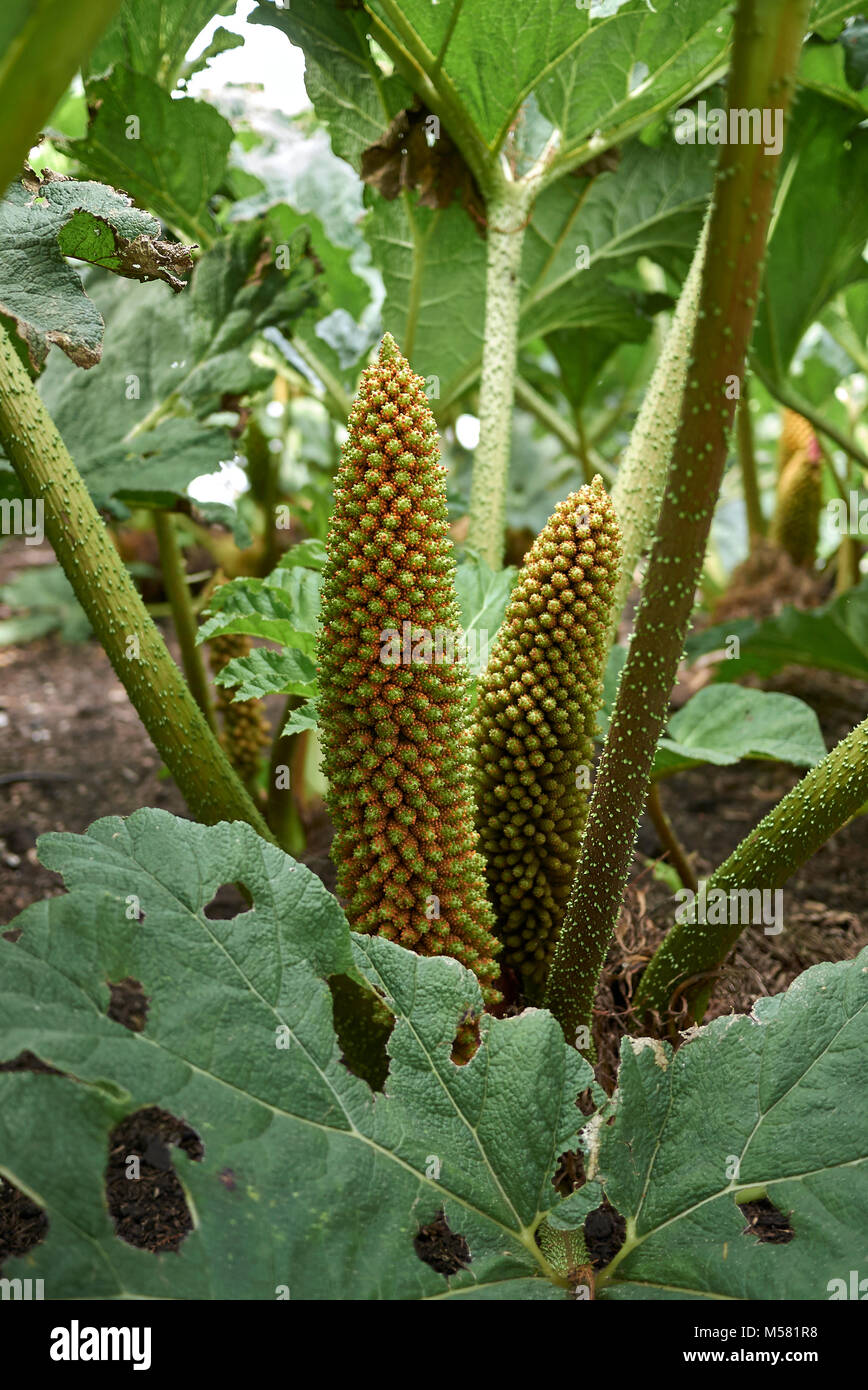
top-left (472, 477), bottom-right (620, 998)
top-left (317, 333), bottom-right (502, 1006)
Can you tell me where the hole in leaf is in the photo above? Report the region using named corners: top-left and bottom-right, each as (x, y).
top-left (328, 974), bottom-right (393, 1092)
top-left (0, 1176), bottom-right (49, 1270)
top-left (413, 1210), bottom-right (471, 1277)
top-left (107, 977), bottom-right (149, 1033)
top-left (0, 1050), bottom-right (64, 1077)
top-left (106, 1106), bottom-right (203, 1254)
top-left (203, 883), bottom-right (251, 919)
top-left (738, 1197), bottom-right (794, 1244)
top-left (0, 1054), bottom-right (58, 1266)
top-left (450, 1011), bottom-right (480, 1066)
top-left (583, 1201), bottom-right (627, 1269)
top-left (551, 1147), bottom-right (586, 1199)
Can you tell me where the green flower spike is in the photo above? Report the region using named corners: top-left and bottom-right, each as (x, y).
top-left (473, 477), bottom-right (621, 999)
top-left (317, 333), bottom-right (501, 1008)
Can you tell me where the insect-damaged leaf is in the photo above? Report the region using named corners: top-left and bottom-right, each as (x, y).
top-left (585, 950), bottom-right (868, 1299)
top-left (0, 810), bottom-right (591, 1299)
top-left (0, 172), bottom-right (194, 371)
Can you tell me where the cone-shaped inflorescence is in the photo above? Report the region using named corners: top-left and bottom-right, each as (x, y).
top-left (773, 410), bottom-right (823, 568)
top-left (317, 334), bottom-right (501, 1006)
top-left (772, 447), bottom-right (822, 567)
top-left (778, 408), bottom-right (817, 470)
top-left (209, 630), bottom-right (271, 790)
top-left (472, 477), bottom-right (620, 998)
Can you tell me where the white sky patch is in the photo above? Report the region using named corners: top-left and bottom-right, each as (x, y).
top-left (185, 0), bottom-right (309, 113)
top-left (188, 458), bottom-right (250, 506)
top-left (455, 414), bottom-right (480, 450)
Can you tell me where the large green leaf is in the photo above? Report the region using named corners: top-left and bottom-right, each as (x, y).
top-left (753, 90), bottom-right (868, 384)
top-left (84, 0), bottom-right (237, 89)
top-left (581, 950), bottom-right (868, 1299)
top-left (367, 136), bottom-right (713, 407)
top-left (364, 196), bottom-right (485, 403)
top-left (599, 651), bottom-right (830, 775)
top-left (359, 0), bottom-right (733, 166)
top-left (63, 65), bottom-right (235, 245)
top-left (0, 809), bottom-right (591, 1299)
top-left (653, 685), bottom-right (828, 777)
top-left (257, 1), bottom-right (851, 175)
top-left (253, 0), bottom-right (853, 416)
top-left (531, 0), bottom-right (734, 172)
top-left (38, 215), bottom-right (321, 511)
top-left (521, 138), bottom-right (713, 339)
top-left (197, 565), bottom-right (323, 655)
top-left (215, 647), bottom-right (318, 703)
top-left (82, 417), bottom-right (238, 513)
top-left (0, 174), bottom-right (191, 371)
top-left (253, 0), bottom-right (719, 405)
top-left (686, 577), bottom-right (868, 684)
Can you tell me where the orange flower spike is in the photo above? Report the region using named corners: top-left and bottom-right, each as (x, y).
top-left (317, 334), bottom-right (501, 1007)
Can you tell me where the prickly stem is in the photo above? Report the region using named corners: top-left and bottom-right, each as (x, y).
top-left (544, 0), bottom-right (812, 1049)
top-left (636, 715), bottom-right (868, 1020)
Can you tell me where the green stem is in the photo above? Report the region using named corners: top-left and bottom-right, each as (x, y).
top-left (635, 714), bottom-right (868, 1021)
top-left (585, 358), bottom-right (651, 448)
top-left (647, 783), bottom-right (698, 894)
top-left (0, 323), bottom-right (273, 839)
top-left (574, 409), bottom-right (594, 487)
top-left (152, 510), bottom-right (217, 734)
top-left (266, 696), bottom-right (307, 857)
top-left (609, 214), bottom-right (709, 625)
top-left (287, 337), bottom-right (352, 422)
top-left (514, 376), bottom-right (579, 454)
top-left (513, 377), bottom-right (613, 486)
top-left (467, 183), bottom-right (531, 567)
top-left (753, 364), bottom-right (868, 472)
top-left (0, 0), bottom-right (122, 197)
top-left (544, 0), bottom-right (811, 1047)
top-left (737, 381), bottom-right (766, 545)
